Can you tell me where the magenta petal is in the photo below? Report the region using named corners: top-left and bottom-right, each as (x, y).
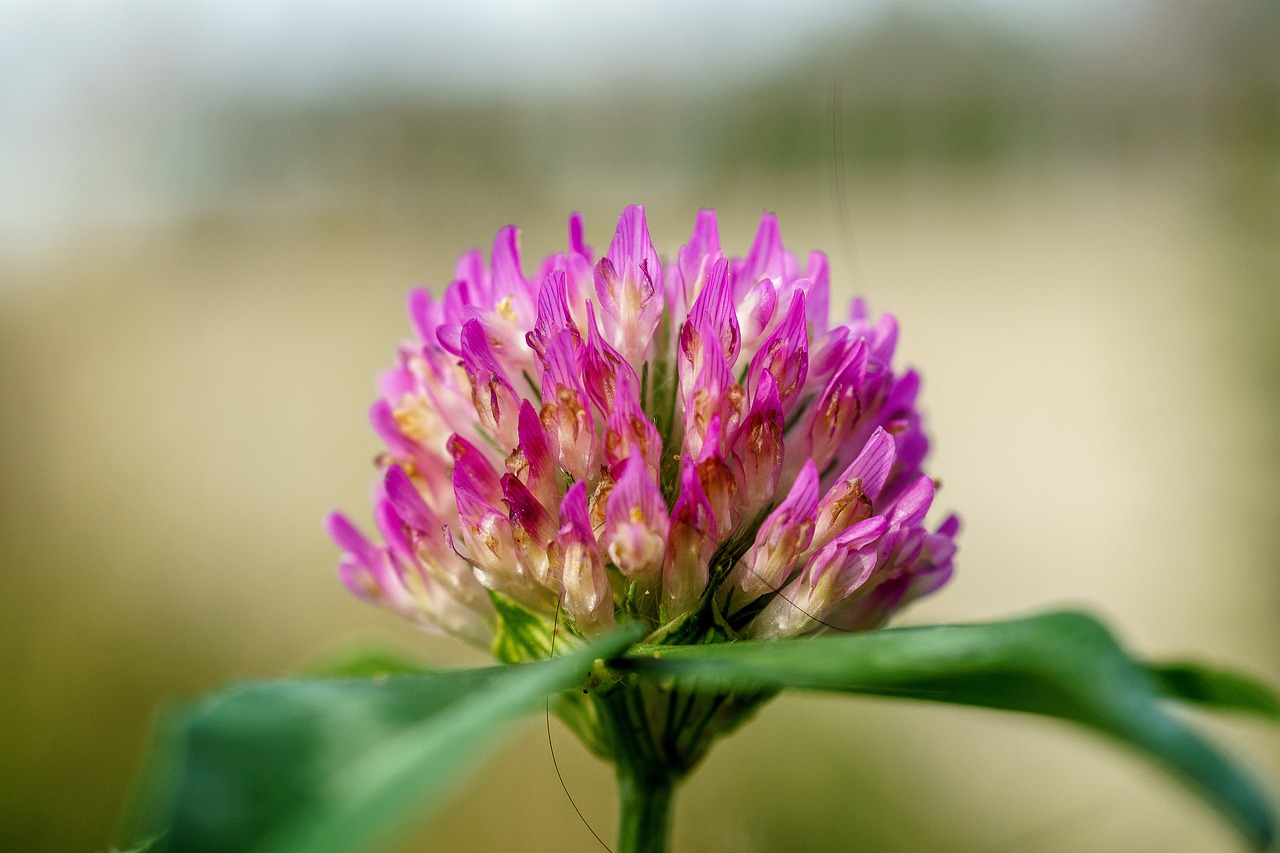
top-left (937, 514), bottom-right (961, 539)
top-left (374, 498), bottom-right (415, 564)
top-left (833, 515), bottom-right (888, 551)
top-left (665, 459), bottom-right (718, 614)
top-left (747, 290), bottom-right (809, 408)
top-left (842, 427), bottom-right (896, 505)
top-left (490, 225), bottom-right (525, 297)
top-left (503, 473), bottom-right (556, 545)
top-left (688, 257), bottom-right (741, 367)
top-left (383, 466), bottom-right (438, 532)
top-left (735, 459), bottom-right (821, 599)
top-left (453, 249), bottom-right (486, 302)
top-left (732, 369), bottom-right (784, 514)
top-left (539, 329), bottom-right (596, 481)
top-left (604, 380), bottom-right (663, 476)
top-left (458, 319), bottom-right (520, 447)
top-left (607, 455), bottom-right (667, 534)
top-left (688, 209), bottom-right (720, 261)
top-left (558, 481), bottom-right (593, 542)
top-left (540, 327), bottom-right (585, 404)
top-left (517, 398), bottom-right (556, 463)
top-left (804, 251), bottom-right (830, 335)
top-left (510, 399), bottom-right (560, 509)
top-left (337, 555), bottom-right (376, 600)
top-left (808, 427), bottom-right (896, 556)
top-left (568, 211), bottom-right (588, 258)
top-left (529, 270), bottom-right (580, 359)
top-left (603, 454), bottom-right (669, 582)
top-left (593, 205), bottom-right (664, 362)
top-left (606, 204), bottom-right (664, 297)
top-left (448, 434), bottom-right (503, 506)
top-left (737, 211), bottom-right (784, 288)
top-left (326, 512), bottom-right (377, 565)
top-left (583, 300), bottom-right (641, 416)
top-left (738, 276), bottom-right (777, 348)
top-left (377, 365), bottom-right (415, 401)
top-left (406, 287), bottom-right (438, 344)
top-left (694, 414), bottom-right (738, 536)
top-left (459, 319), bottom-right (502, 376)
top-left (809, 339), bottom-right (869, 469)
top-left (549, 481), bottom-right (613, 631)
top-left (888, 474), bottom-right (935, 529)
top-left (369, 399), bottom-right (417, 459)
top-left (783, 459), bottom-right (821, 519)
top-left (671, 458), bottom-right (716, 538)
top-left (870, 312), bottom-right (899, 365)
top-left (679, 329), bottom-right (740, 462)
top-left (676, 208), bottom-right (722, 307)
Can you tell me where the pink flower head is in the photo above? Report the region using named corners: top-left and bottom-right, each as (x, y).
top-left (331, 207), bottom-right (958, 650)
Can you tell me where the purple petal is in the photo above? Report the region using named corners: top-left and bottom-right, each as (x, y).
top-left (407, 287), bottom-right (437, 344)
top-left (832, 514), bottom-right (888, 551)
top-left (454, 249), bottom-right (487, 303)
top-left (528, 269), bottom-right (580, 359)
top-left (503, 473), bottom-right (556, 545)
top-left (735, 459), bottom-right (821, 599)
top-left (840, 427), bottom-right (896, 504)
top-left (509, 399), bottom-right (560, 508)
top-left (889, 474), bottom-right (935, 529)
top-left (604, 379), bottom-right (663, 475)
top-left (870, 312), bottom-right (899, 365)
top-left (738, 277), bottom-right (777, 347)
top-left (747, 290), bottom-right (809, 408)
top-left (540, 327), bottom-right (586, 404)
top-left (676, 208), bottom-right (722, 306)
top-left (606, 204), bottom-right (664, 298)
top-left (687, 257), bottom-right (741, 368)
top-left (594, 205), bottom-right (664, 362)
top-left (809, 340), bottom-right (869, 469)
top-left (665, 459), bottom-right (717, 614)
top-left (383, 465), bottom-right (438, 533)
top-left (369, 399), bottom-right (417, 459)
top-left (687, 209), bottom-right (721, 263)
top-left (737, 211), bottom-right (784, 289)
top-left (568, 211), bottom-right (588, 258)
top-left (732, 369), bottom-right (784, 514)
top-left (490, 226), bottom-right (525, 297)
top-left (448, 434), bottom-right (503, 507)
top-left (558, 481), bottom-right (594, 543)
top-left (603, 454), bottom-right (669, 581)
top-left (582, 300), bottom-right (641, 416)
top-left (326, 511), bottom-right (377, 565)
top-left (804, 251), bottom-right (830, 335)
top-left (374, 498), bottom-right (416, 564)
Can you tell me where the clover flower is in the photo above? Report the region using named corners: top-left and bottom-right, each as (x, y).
top-left (329, 206), bottom-right (958, 657)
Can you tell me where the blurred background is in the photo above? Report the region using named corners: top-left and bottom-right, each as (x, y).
top-left (2, 0), bottom-right (1278, 850)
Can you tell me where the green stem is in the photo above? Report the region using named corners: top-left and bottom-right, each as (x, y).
top-left (616, 767), bottom-right (676, 853)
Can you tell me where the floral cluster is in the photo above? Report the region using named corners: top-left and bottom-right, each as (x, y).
top-left (328, 207), bottom-right (957, 651)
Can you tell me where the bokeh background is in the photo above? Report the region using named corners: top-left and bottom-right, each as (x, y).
top-left (2, 1), bottom-right (1279, 850)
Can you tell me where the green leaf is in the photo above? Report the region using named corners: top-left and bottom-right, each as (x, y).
top-left (489, 589), bottom-right (558, 663)
top-left (112, 838), bottom-right (161, 853)
top-left (1148, 662), bottom-right (1280, 721)
top-left (300, 646), bottom-right (432, 678)
top-left (615, 610), bottom-right (1277, 851)
top-left (125, 624), bottom-right (642, 853)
